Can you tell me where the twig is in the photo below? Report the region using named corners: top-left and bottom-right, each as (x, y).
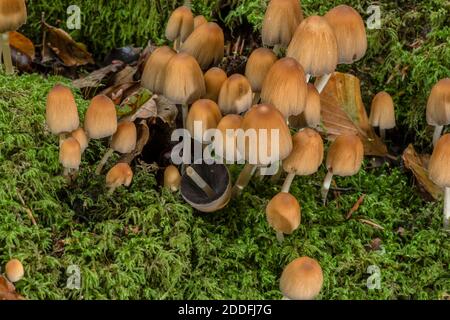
top-left (16, 191), bottom-right (37, 226)
top-left (357, 218), bottom-right (384, 230)
top-left (346, 194), bottom-right (366, 220)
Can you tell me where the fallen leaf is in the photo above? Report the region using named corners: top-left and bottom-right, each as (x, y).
top-left (116, 87), bottom-right (154, 118)
top-left (0, 276), bottom-right (25, 300)
top-left (101, 81), bottom-right (140, 105)
top-left (73, 61), bottom-right (125, 89)
top-left (113, 65), bottom-right (137, 86)
top-left (346, 194), bottom-right (366, 220)
top-left (9, 31), bottom-right (35, 60)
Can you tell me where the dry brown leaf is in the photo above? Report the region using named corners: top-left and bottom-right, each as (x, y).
top-left (0, 276), bottom-right (25, 300)
top-left (73, 61), bottom-right (125, 90)
top-left (346, 194), bottom-right (366, 220)
top-left (9, 31), bottom-right (35, 60)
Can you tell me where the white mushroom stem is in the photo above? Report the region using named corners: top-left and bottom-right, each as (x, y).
top-left (444, 187), bottom-right (450, 229)
top-left (182, 104), bottom-right (189, 128)
top-left (281, 296), bottom-right (291, 300)
top-left (184, 0), bottom-right (192, 7)
top-left (96, 148), bottom-right (114, 175)
top-left (276, 231), bottom-right (285, 243)
top-left (63, 168), bottom-right (70, 177)
top-left (281, 172), bottom-right (296, 193)
top-left (306, 74), bottom-right (311, 83)
top-left (174, 38), bottom-right (181, 52)
top-left (380, 128), bottom-right (386, 141)
top-left (433, 125), bottom-right (444, 147)
top-left (252, 92), bottom-right (261, 105)
top-left (315, 73), bottom-right (332, 94)
top-left (0, 33), bottom-right (13, 75)
top-left (321, 171), bottom-right (334, 205)
top-left (186, 166), bottom-right (216, 198)
top-left (108, 184), bottom-right (119, 195)
top-left (270, 161), bottom-right (283, 183)
top-left (232, 164), bottom-right (257, 197)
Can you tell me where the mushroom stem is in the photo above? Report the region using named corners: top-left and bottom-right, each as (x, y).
top-left (433, 125), bottom-right (444, 147)
top-left (184, 0), bottom-right (192, 7)
top-left (270, 161), bottom-right (283, 183)
top-left (380, 128), bottom-right (386, 141)
top-left (1, 32), bottom-right (13, 75)
top-left (444, 187), bottom-right (450, 229)
top-left (281, 172), bottom-right (296, 193)
top-left (321, 171), bottom-right (334, 205)
top-left (96, 148), bottom-right (115, 175)
top-left (232, 163), bottom-right (257, 197)
top-left (63, 167), bottom-right (70, 177)
top-left (108, 185), bottom-right (118, 195)
top-left (273, 44), bottom-right (282, 56)
top-left (186, 166), bottom-right (216, 198)
top-left (315, 73), bottom-right (332, 94)
top-left (252, 92), bottom-right (261, 105)
top-left (174, 38), bottom-right (181, 51)
top-left (182, 104), bottom-right (189, 128)
top-left (276, 231), bottom-right (285, 243)
top-left (306, 74), bottom-right (311, 83)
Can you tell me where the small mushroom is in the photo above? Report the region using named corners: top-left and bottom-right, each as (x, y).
top-left (266, 192), bottom-right (301, 242)
top-left (84, 95), bottom-right (118, 140)
top-left (59, 137), bottom-right (81, 177)
top-left (369, 91), bottom-right (396, 140)
top-left (426, 78), bottom-right (450, 146)
top-left (5, 259), bottom-right (24, 283)
top-left (218, 74), bottom-right (253, 115)
top-left (186, 99), bottom-right (222, 143)
top-left (164, 165), bottom-right (182, 192)
top-left (289, 83), bottom-right (321, 129)
top-left (245, 48), bottom-right (278, 104)
top-left (280, 257), bottom-right (323, 300)
top-left (203, 67), bottom-right (228, 102)
top-left (70, 127), bottom-right (89, 154)
top-left (141, 46), bottom-right (176, 94)
top-left (194, 15), bottom-right (208, 29)
top-left (105, 163), bottom-right (133, 194)
top-left (165, 6), bottom-right (194, 51)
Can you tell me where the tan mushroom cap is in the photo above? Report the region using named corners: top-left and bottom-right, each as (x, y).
top-left (287, 15), bottom-right (338, 76)
top-left (0, 0), bottom-right (27, 33)
top-left (304, 83), bottom-right (322, 127)
top-left (262, 0), bottom-right (303, 47)
top-left (59, 137), bottom-right (81, 170)
top-left (245, 48), bottom-right (278, 93)
top-left (163, 53), bottom-right (206, 105)
top-left (141, 46), bottom-right (176, 94)
top-left (280, 256), bottom-right (323, 300)
top-left (218, 74), bottom-right (253, 115)
top-left (324, 5), bottom-right (367, 64)
top-left (111, 121), bottom-right (137, 154)
top-left (369, 91), bottom-right (396, 130)
top-left (194, 15), bottom-right (208, 29)
top-left (326, 134), bottom-right (364, 177)
top-left (266, 192), bottom-right (301, 235)
top-left (5, 259), bottom-right (24, 283)
top-left (204, 67), bottom-right (228, 102)
top-left (164, 165), bottom-right (182, 192)
top-left (46, 84), bottom-right (80, 135)
top-left (260, 57), bottom-right (307, 118)
top-left (186, 99), bottom-right (223, 142)
top-left (426, 78), bottom-right (450, 126)
top-left (215, 114), bottom-right (244, 162)
top-left (84, 95), bottom-right (118, 139)
top-left (180, 22), bottom-right (224, 70)
top-left (71, 128), bottom-right (89, 154)
top-left (429, 134), bottom-right (450, 187)
top-left (283, 128), bottom-right (324, 176)
top-left (106, 163), bottom-right (134, 189)
top-left (165, 6), bottom-right (194, 43)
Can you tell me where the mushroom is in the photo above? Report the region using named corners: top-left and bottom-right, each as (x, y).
top-left (245, 48), bottom-right (278, 105)
top-left (282, 128), bottom-right (324, 193)
top-left (164, 165), bottom-right (182, 192)
top-left (289, 84), bottom-right (321, 129)
top-left (186, 99), bottom-right (222, 143)
top-left (70, 127), bottom-right (89, 154)
top-left (280, 257), bottom-right (323, 300)
top-left (46, 84), bottom-right (80, 144)
top-left (5, 259), bottom-right (24, 283)
top-left (0, 0), bottom-right (27, 74)
top-left (266, 192), bottom-right (301, 242)
top-left (203, 67), bottom-right (228, 102)
top-left (141, 46), bottom-right (176, 94)
top-left (321, 134), bottom-right (364, 204)
top-left (260, 57), bottom-right (308, 120)
top-left (59, 137), bottom-right (81, 177)
top-left (428, 133), bottom-right (450, 228)
top-left (84, 95), bottom-right (118, 139)
top-left (180, 22), bottom-right (224, 70)
top-left (287, 15), bottom-right (338, 91)
top-left (426, 78), bottom-right (450, 146)
top-left (96, 121), bottom-right (137, 175)
top-left (163, 52), bottom-right (206, 128)
top-left (369, 91), bottom-right (396, 140)
top-left (165, 6), bottom-right (194, 51)
top-left (194, 15), bottom-right (208, 29)
top-left (214, 114), bottom-right (243, 164)
top-left (105, 163), bottom-right (133, 194)
top-left (218, 74), bottom-right (253, 115)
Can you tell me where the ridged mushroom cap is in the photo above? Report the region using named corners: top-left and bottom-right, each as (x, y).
top-left (280, 257), bottom-right (323, 300)
top-left (204, 67), bottom-right (228, 102)
top-left (266, 192), bottom-right (301, 235)
top-left (214, 114), bottom-right (244, 163)
top-left (245, 48), bottom-right (278, 93)
top-left (218, 74), bottom-right (253, 115)
top-left (369, 92), bottom-right (396, 130)
top-left (0, 0), bottom-right (27, 33)
top-left (194, 15), bottom-right (208, 29)
top-left (46, 84), bottom-right (79, 135)
top-left (429, 134), bottom-right (450, 187)
top-left (186, 99), bottom-right (223, 142)
top-left (303, 83), bottom-right (321, 128)
top-left (106, 163), bottom-right (134, 189)
top-left (71, 128), bottom-right (89, 154)
top-left (426, 78), bottom-right (450, 126)
top-left (326, 134), bottom-right (364, 177)
top-left (165, 6), bottom-right (194, 42)
top-left (84, 95), bottom-right (118, 139)
top-left (59, 137), bottom-right (81, 170)
top-left (141, 46), bottom-right (176, 94)
top-left (111, 121), bottom-right (137, 154)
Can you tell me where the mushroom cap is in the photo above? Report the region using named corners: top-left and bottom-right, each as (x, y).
top-left (164, 165), bottom-right (182, 192)
top-left (287, 15), bottom-right (338, 77)
top-left (111, 121), bottom-right (137, 154)
top-left (59, 137), bottom-right (81, 170)
top-left (429, 134), bottom-right (450, 187)
top-left (194, 15), bottom-right (208, 29)
top-left (290, 84), bottom-right (322, 128)
top-left (324, 5), bottom-right (367, 64)
top-left (426, 78), bottom-right (450, 126)
top-left (70, 127), bottom-right (89, 154)
top-left (84, 95), bottom-right (118, 139)
top-left (180, 22), bottom-right (224, 70)
top-left (165, 6), bottom-right (194, 42)
top-left (186, 99), bottom-right (223, 142)
top-left (283, 128), bottom-right (324, 175)
top-left (0, 0), bottom-right (27, 33)
top-left (214, 114), bottom-right (244, 163)
top-left (262, 0), bottom-right (303, 47)
top-left (280, 256), bottom-right (323, 300)
top-left (163, 53), bottom-right (206, 105)
top-left (5, 259), bottom-right (24, 283)
top-left (106, 163), bottom-right (134, 189)
top-left (369, 91), bottom-right (396, 130)
top-left (204, 67), bottom-right (228, 102)
top-left (326, 134), bottom-right (364, 177)
top-left (260, 57), bottom-right (307, 118)
top-left (266, 192), bottom-right (301, 235)
top-left (240, 104), bottom-right (293, 165)
top-left (46, 84), bottom-right (80, 135)
top-left (245, 48), bottom-right (278, 93)
top-left (218, 74), bottom-right (253, 115)
top-left (141, 46), bottom-right (176, 94)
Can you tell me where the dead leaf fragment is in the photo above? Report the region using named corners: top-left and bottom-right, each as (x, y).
top-left (9, 31), bottom-right (35, 60)
top-left (0, 276), bottom-right (25, 300)
top-left (346, 194), bottom-right (366, 220)
top-left (73, 61), bottom-right (125, 90)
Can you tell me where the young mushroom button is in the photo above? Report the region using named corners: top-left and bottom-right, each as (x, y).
top-left (280, 257), bottom-right (323, 300)
top-left (5, 259), bottom-right (24, 283)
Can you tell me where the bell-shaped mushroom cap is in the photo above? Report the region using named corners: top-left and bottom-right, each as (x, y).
top-left (369, 92), bottom-right (396, 130)
top-left (84, 95), bottom-right (118, 139)
top-left (164, 165), bottom-right (182, 192)
top-left (59, 137), bottom-right (81, 170)
top-left (194, 15), bottom-right (208, 29)
top-left (266, 192), bottom-right (301, 235)
top-left (214, 114), bottom-right (244, 162)
top-left (165, 6), bottom-right (194, 43)
top-left (287, 16), bottom-right (338, 77)
top-left (240, 104), bottom-right (293, 165)
top-left (186, 99), bottom-right (222, 142)
top-left (5, 259), bottom-right (24, 283)
top-left (326, 134), bottom-right (364, 177)
top-left (141, 46), bottom-right (176, 94)
top-left (111, 121), bottom-right (137, 154)
top-left (283, 128), bottom-right (324, 176)
top-left (204, 67), bottom-right (228, 102)
top-left (245, 48), bottom-right (278, 93)
top-left (262, 0), bottom-right (303, 47)
top-left (426, 78), bottom-right (450, 126)
top-left (0, 0), bottom-right (27, 33)
top-left (218, 74), bottom-right (253, 115)
top-left (429, 134), bottom-right (450, 187)
top-left (280, 256), bottom-right (323, 300)
top-left (260, 57), bottom-right (307, 118)
top-left (324, 5), bottom-right (367, 64)
top-left (106, 163), bottom-right (134, 189)
top-left (180, 22), bottom-right (224, 70)
top-left (304, 83), bottom-right (321, 127)
top-left (46, 84), bottom-right (79, 135)
top-left (163, 53), bottom-right (206, 105)
top-left (71, 128), bottom-right (89, 154)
